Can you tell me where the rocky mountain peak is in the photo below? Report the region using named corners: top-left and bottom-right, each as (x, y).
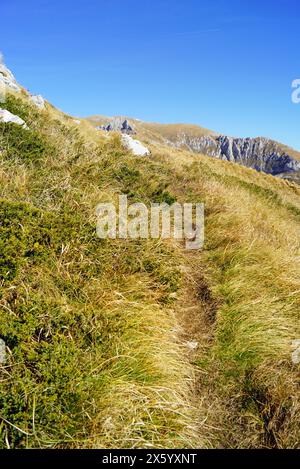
top-left (97, 117), bottom-right (135, 134)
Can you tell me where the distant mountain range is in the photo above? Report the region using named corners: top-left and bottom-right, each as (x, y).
top-left (1, 56), bottom-right (300, 183)
top-left (86, 116), bottom-right (300, 183)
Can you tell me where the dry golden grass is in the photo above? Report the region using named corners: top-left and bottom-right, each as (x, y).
top-left (150, 143), bottom-right (300, 448)
top-left (0, 94), bottom-right (199, 448)
top-left (1, 91), bottom-right (300, 449)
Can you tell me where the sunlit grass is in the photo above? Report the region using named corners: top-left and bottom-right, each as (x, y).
top-left (1, 92), bottom-right (300, 448)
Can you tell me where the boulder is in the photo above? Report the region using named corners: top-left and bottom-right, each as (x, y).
top-left (0, 62), bottom-right (21, 93)
top-left (122, 135), bottom-right (150, 157)
top-left (30, 94), bottom-right (45, 110)
top-left (0, 108), bottom-right (28, 128)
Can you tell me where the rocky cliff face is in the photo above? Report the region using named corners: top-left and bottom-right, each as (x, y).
top-left (171, 134), bottom-right (300, 177)
top-left (0, 56), bottom-right (46, 109)
top-left (0, 60), bottom-right (21, 93)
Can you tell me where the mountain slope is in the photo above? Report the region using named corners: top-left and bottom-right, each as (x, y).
top-left (86, 116), bottom-right (213, 143)
top-left (1, 65), bottom-right (300, 448)
top-left (87, 116), bottom-right (300, 182)
top-left (164, 134), bottom-right (300, 175)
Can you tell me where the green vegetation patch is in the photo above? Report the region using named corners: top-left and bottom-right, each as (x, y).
top-left (0, 200), bottom-right (80, 283)
top-left (0, 123), bottom-right (56, 164)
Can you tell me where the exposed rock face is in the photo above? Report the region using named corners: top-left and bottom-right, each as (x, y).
top-left (98, 118), bottom-right (135, 134)
top-left (0, 59), bottom-right (45, 111)
top-left (0, 62), bottom-right (21, 93)
top-left (0, 108), bottom-right (28, 128)
top-left (122, 135), bottom-right (150, 156)
top-left (174, 134), bottom-right (300, 176)
top-left (30, 94), bottom-right (45, 110)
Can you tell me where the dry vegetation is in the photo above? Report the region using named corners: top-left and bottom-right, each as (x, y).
top-left (86, 116), bottom-right (213, 145)
top-left (154, 143), bottom-right (300, 448)
top-left (0, 93), bottom-right (299, 448)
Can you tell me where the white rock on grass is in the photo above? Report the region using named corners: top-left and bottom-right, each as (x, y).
top-left (185, 341), bottom-right (199, 351)
top-left (0, 108), bottom-right (28, 128)
top-left (122, 134), bottom-right (150, 157)
top-left (30, 94), bottom-right (45, 110)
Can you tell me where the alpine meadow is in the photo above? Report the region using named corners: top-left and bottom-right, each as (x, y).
top-left (0, 0), bottom-right (300, 454)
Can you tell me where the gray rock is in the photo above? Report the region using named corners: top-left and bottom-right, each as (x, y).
top-left (30, 94), bottom-right (45, 110)
top-left (0, 62), bottom-right (21, 93)
top-left (174, 134), bottom-right (300, 176)
top-left (0, 108), bottom-right (28, 128)
top-left (98, 118), bottom-right (135, 134)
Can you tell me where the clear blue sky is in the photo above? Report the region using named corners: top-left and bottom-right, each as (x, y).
top-left (1, 0), bottom-right (300, 149)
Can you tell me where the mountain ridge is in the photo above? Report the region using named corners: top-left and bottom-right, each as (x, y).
top-left (86, 116), bottom-right (300, 182)
top-left (2, 57), bottom-right (299, 182)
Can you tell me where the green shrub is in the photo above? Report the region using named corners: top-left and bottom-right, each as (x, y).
top-left (0, 200), bottom-right (86, 284)
top-left (0, 95), bottom-right (40, 123)
top-left (0, 123), bottom-right (56, 164)
top-left (112, 162), bottom-right (176, 204)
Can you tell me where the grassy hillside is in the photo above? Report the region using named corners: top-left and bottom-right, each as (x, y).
top-left (134, 122), bottom-right (214, 143)
top-left (86, 116), bottom-right (213, 144)
top-left (1, 93), bottom-right (300, 448)
top-left (86, 115), bottom-right (300, 162)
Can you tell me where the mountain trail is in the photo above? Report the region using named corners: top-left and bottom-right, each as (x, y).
top-left (173, 249), bottom-right (225, 448)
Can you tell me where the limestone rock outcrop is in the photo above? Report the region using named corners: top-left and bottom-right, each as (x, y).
top-left (0, 108), bottom-right (28, 128)
top-left (98, 118), bottom-right (135, 134)
top-left (30, 94), bottom-right (46, 110)
top-left (172, 134), bottom-right (300, 176)
top-left (122, 135), bottom-right (150, 156)
top-left (0, 61), bottom-right (21, 93)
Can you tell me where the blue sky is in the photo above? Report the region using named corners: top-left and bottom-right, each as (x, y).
top-left (1, 0), bottom-right (300, 149)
